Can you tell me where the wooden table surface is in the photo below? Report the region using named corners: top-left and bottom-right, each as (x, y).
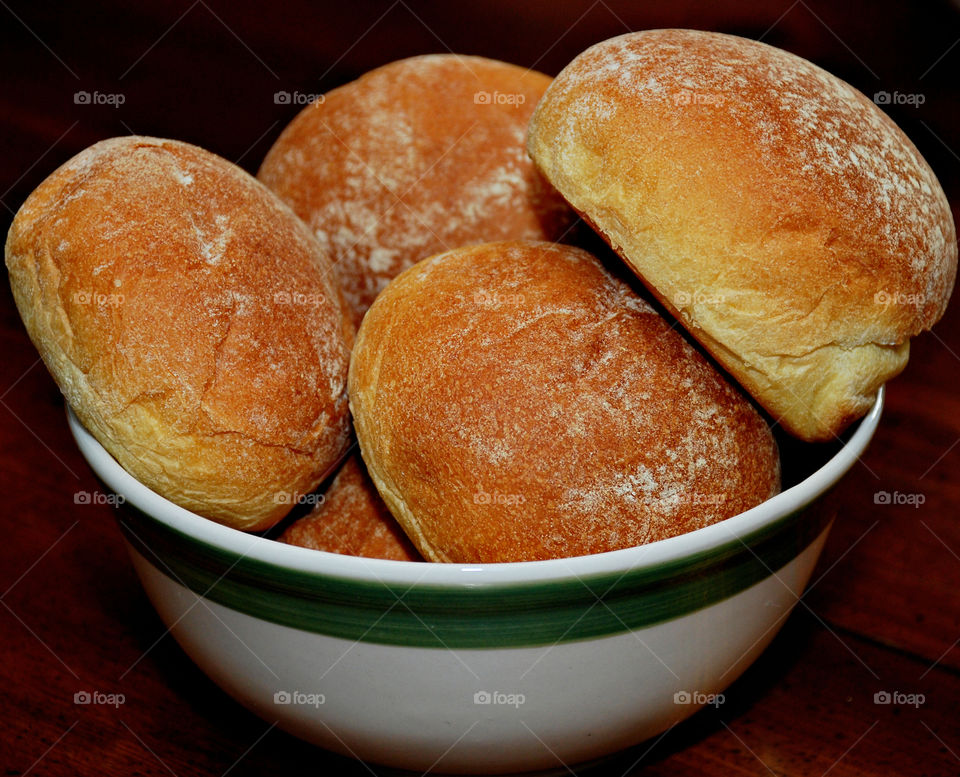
top-left (1, 1), bottom-right (958, 774)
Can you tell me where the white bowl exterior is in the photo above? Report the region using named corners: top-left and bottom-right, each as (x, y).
top-left (127, 524), bottom-right (831, 773)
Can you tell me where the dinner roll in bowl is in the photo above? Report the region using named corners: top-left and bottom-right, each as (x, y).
top-left (259, 54), bottom-right (574, 328)
top-left (280, 453), bottom-right (421, 561)
top-left (5, 136), bottom-right (352, 530)
top-left (528, 29), bottom-right (957, 441)
top-left (349, 240), bottom-right (780, 562)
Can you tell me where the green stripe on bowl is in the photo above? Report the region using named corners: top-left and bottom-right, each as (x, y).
top-left (117, 496), bottom-right (833, 648)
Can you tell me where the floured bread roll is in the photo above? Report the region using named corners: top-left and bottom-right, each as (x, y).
top-left (349, 240), bottom-right (780, 562)
top-left (5, 136), bottom-right (352, 530)
top-left (280, 453), bottom-right (420, 561)
top-left (528, 29), bottom-right (957, 441)
top-left (259, 54), bottom-right (574, 327)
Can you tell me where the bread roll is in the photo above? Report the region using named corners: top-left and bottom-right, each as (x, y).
top-left (349, 240), bottom-right (780, 563)
top-left (528, 29), bottom-right (957, 441)
top-left (280, 453), bottom-right (420, 561)
top-left (259, 54), bottom-right (573, 328)
top-left (5, 136), bottom-right (352, 530)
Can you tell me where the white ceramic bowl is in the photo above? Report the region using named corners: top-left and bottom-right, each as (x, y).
top-left (67, 390), bottom-right (883, 774)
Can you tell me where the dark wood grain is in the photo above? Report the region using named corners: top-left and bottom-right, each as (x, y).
top-left (1, 1), bottom-right (959, 774)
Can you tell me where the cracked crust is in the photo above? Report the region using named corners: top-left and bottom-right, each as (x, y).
top-left (5, 136), bottom-right (352, 530)
top-left (349, 241), bottom-right (780, 562)
top-left (528, 29), bottom-right (957, 440)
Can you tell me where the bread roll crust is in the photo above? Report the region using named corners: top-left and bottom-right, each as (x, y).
top-left (279, 453), bottom-right (420, 561)
top-left (5, 136), bottom-right (352, 530)
top-left (259, 54), bottom-right (573, 328)
top-left (349, 240), bottom-right (780, 563)
top-left (528, 29), bottom-right (957, 441)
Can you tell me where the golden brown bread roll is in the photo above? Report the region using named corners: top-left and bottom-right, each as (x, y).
top-left (5, 136), bottom-right (352, 531)
top-left (349, 240), bottom-right (780, 563)
top-left (528, 29), bottom-right (957, 442)
top-left (259, 54), bottom-right (574, 328)
top-left (279, 452), bottom-right (420, 561)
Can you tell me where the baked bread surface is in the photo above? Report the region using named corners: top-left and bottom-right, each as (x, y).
top-left (528, 29), bottom-right (957, 440)
top-left (349, 240), bottom-right (781, 562)
top-left (5, 136), bottom-right (352, 530)
top-left (280, 452), bottom-right (420, 561)
top-left (259, 54), bottom-right (573, 327)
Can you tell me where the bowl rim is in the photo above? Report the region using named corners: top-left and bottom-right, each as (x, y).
top-left (67, 388), bottom-right (883, 587)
